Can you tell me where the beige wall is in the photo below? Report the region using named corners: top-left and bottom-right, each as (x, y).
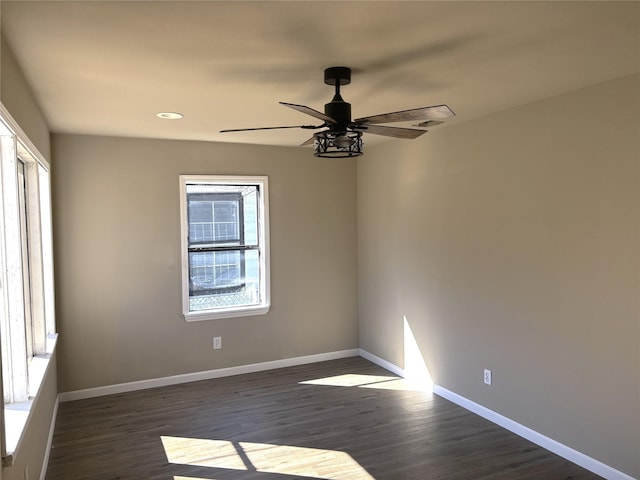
top-left (51, 134), bottom-right (358, 393)
top-left (358, 74), bottom-right (640, 477)
top-left (0, 39), bottom-right (50, 159)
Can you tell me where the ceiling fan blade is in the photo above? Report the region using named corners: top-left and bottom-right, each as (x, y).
top-left (220, 124), bottom-right (323, 133)
top-left (352, 124), bottom-right (427, 139)
top-left (280, 102), bottom-right (337, 124)
top-left (355, 105), bottom-right (455, 125)
top-left (300, 137), bottom-right (316, 147)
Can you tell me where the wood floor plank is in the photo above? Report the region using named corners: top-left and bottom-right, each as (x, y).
top-left (45, 357), bottom-right (601, 479)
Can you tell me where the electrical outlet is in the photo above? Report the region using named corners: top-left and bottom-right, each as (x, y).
top-left (483, 369), bottom-right (492, 385)
top-left (213, 336), bottom-right (222, 350)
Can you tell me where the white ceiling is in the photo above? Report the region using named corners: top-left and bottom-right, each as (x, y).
top-left (2, 1), bottom-right (639, 148)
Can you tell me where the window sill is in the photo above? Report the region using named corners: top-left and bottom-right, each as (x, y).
top-left (184, 304), bottom-right (270, 322)
top-left (3, 334), bottom-right (58, 466)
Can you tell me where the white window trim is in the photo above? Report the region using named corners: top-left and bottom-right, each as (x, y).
top-left (179, 175), bottom-right (270, 322)
top-left (0, 102), bottom-right (56, 465)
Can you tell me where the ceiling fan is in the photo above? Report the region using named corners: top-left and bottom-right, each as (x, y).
top-left (220, 66), bottom-right (455, 157)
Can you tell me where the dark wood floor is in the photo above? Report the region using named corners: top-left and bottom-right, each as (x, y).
top-left (45, 357), bottom-right (601, 480)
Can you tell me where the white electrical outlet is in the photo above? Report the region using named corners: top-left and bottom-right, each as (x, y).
top-left (213, 336), bottom-right (222, 350)
top-left (483, 369), bottom-right (492, 385)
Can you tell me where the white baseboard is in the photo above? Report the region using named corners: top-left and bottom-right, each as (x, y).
top-left (434, 385), bottom-right (636, 480)
top-left (59, 349), bottom-right (360, 402)
top-left (39, 396), bottom-right (59, 480)
top-left (358, 348), bottom-right (405, 377)
top-left (359, 349), bottom-right (636, 480)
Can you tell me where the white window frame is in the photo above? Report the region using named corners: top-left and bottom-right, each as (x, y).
top-left (0, 103), bottom-right (57, 462)
top-left (179, 175), bottom-right (270, 321)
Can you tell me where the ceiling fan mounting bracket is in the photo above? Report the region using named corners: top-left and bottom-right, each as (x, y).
top-left (324, 66), bottom-right (351, 86)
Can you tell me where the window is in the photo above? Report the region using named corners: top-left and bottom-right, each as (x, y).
top-left (180, 176), bottom-right (270, 321)
top-left (0, 110), bottom-right (56, 458)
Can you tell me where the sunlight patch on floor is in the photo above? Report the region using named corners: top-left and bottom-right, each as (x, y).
top-left (174, 477), bottom-right (212, 480)
top-left (162, 436), bottom-right (375, 480)
top-left (358, 377), bottom-right (426, 392)
top-left (300, 373), bottom-right (396, 387)
top-left (299, 373), bottom-right (428, 392)
top-left (162, 437), bottom-right (246, 470)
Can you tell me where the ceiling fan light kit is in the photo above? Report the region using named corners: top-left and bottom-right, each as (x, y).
top-left (314, 130), bottom-right (363, 158)
top-left (220, 66), bottom-right (455, 157)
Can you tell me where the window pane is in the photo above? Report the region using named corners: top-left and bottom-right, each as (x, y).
top-left (189, 250), bottom-right (242, 293)
top-left (187, 194), bottom-right (242, 245)
top-left (17, 162), bottom-right (34, 362)
top-left (244, 249), bottom-right (260, 289)
top-left (213, 201), bottom-right (239, 242)
top-left (188, 249), bottom-right (260, 311)
top-left (188, 201), bottom-right (214, 243)
top-left (243, 190), bottom-right (258, 245)
top-left (38, 165), bottom-right (55, 336)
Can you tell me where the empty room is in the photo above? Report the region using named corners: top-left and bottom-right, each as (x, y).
top-left (0, 1), bottom-right (638, 479)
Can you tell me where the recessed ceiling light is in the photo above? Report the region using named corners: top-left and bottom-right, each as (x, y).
top-left (156, 112), bottom-right (183, 120)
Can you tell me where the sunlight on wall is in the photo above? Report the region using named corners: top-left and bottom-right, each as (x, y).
top-left (162, 436), bottom-right (375, 480)
top-left (403, 316), bottom-right (433, 390)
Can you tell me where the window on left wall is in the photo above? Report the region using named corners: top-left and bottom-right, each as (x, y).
top-left (0, 110), bottom-right (56, 459)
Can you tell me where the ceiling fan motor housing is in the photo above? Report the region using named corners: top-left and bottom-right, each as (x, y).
top-left (325, 100), bottom-right (351, 131)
